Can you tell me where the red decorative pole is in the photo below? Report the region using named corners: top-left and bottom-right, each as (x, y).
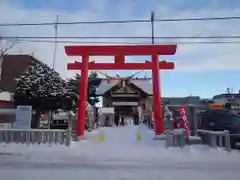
top-left (152, 54), bottom-right (164, 135)
top-left (77, 55), bottom-right (89, 137)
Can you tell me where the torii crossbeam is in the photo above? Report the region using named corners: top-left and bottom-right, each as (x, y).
top-left (65, 45), bottom-right (177, 138)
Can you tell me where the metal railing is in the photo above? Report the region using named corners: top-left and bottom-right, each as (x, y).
top-left (165, 129), bottom-right (186, 148)
top-left (197, 129), bottom-right (231, 151)
top-left (0, 129), bottom-right (71, 146)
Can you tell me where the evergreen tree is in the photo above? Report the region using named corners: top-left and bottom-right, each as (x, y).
top-left (14, 60), bottom-right (75, 128)
top-left (67, 71), bottom-right (102, 106)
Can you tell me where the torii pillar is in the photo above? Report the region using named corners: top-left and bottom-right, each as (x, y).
top-left (65, 45), bottom-right (177, 138)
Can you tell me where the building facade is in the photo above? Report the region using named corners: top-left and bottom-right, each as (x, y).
top-left (0, 54), bottom-right (43, 125)
top-left (213, 93), bottom-right (240, 113)
top-left (97, 78), bottom-right (153, 117)
top-left (0, 54), bottom-right (43, 93)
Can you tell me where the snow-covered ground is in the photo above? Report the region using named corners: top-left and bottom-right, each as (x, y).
top-left (1, 123), bottom-right (240, 180)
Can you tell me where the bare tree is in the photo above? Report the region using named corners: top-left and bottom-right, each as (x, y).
top-left (0, 42), bottom-right (16, 58)
top-left (0, 40), bottom-right (17, 92)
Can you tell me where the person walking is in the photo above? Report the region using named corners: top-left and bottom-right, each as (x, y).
top-left (120, 115), bottom-right (125, 126)
top-left (115, 112), bottom-right (119, 126)
top-left (133, 107), bottom-right (139, 125)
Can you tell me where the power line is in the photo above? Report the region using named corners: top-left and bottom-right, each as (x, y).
top-left (1, 35), bottom-right (240, 39)
top-left (14, 39), bottom-right (240, 44)
top-left (155, 16), bottom-right (240, 22)
top-left (0, 16), bottom-right (239, 26)
top-left (15, 39), bottom-right (142, 44)
top-left (0, 19), bottom-right (149, 26)
top-left (167, 41), bottom-right (240, 44)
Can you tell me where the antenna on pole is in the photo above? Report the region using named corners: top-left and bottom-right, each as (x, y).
top-left (226, 88), bottom-right (230, 94)
top-left (150, 11), bottom-right (155, 44)
top-left (52, 14), bottom-right (59, 69)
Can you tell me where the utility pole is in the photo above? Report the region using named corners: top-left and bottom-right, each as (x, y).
top-left (150, 11), bottom-right (155, 44)
top-left (52, 15), bottom-right (59, 69)
top-left (49, 15), bottom-right (59, 129)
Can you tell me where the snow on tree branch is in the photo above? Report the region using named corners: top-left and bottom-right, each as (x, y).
top-left (14, 60), bottom-right (74, 110)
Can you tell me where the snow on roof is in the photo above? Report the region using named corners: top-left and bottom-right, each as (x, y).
top-left (97, 79), bottom-right (119, 95)
top-left (130, 79), bottom-right (153, 95)
top-left (96, 79), bottom-right (152, 95)
top-left (213, 93), bottom-right (240, 99)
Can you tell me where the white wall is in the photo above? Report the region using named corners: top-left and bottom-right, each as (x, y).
top-left (96, 97), bottom-right (103, 107)
top-left (0, 123), bottom-right (12, 129)
top-left (0, 91), bottom-right (12, 101)
top-left (213, 97), bottom-right (227, 104)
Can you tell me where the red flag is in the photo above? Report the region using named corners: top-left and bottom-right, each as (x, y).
top-left (178, 105), bottom-right (190, 137)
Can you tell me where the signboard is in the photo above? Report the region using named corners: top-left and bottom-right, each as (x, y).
top-left (14, 106), bottom-right (32, 129)
top-left (99, 107), bottom-right (114, 114)
top-left (111, 94), bottom-right (139, 97)
top-left (112, 101), bottom-right (138, 106)
top-left (0, 123), bottom-right (11, 129)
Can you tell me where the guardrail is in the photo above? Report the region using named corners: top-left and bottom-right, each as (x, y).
top-left (165, 129), bottom-right (186, 148)
top-left (197, 129), bottom-right (231, 151)
top-left (0, 129), bottom-right (71, 146)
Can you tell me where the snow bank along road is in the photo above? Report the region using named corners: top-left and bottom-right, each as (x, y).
top-left (1, 124), bottom-right (240, 180)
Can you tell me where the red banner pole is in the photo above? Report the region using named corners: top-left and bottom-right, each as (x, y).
top-left (77, 55), bottom-right (89, 137)
top-left (152, 54), bottom-right (164, 135)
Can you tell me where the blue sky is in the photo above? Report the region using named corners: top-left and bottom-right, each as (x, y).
top-left (1, 0), bottom-right (240, 98)
top-left (13, 0), bottom-right (240, 12)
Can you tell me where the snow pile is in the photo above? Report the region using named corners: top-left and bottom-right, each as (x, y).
top-left (1, 124), bottom-right (240, 165)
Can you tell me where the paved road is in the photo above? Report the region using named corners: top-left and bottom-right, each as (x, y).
top-left (0, 159), bottom-right (240, 180)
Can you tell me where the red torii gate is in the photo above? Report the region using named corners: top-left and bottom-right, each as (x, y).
top-left (65, 45), bottom-right (177, 138)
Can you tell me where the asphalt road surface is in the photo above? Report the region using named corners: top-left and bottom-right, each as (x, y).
top-left (0, 159), bottom-right (240, 180)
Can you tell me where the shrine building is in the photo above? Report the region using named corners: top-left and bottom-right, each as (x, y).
top-left (96, 77), bottom-right (153, 118)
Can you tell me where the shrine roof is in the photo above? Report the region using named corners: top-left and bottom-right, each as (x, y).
top-left (97, 79), bottom-right (153, 95)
